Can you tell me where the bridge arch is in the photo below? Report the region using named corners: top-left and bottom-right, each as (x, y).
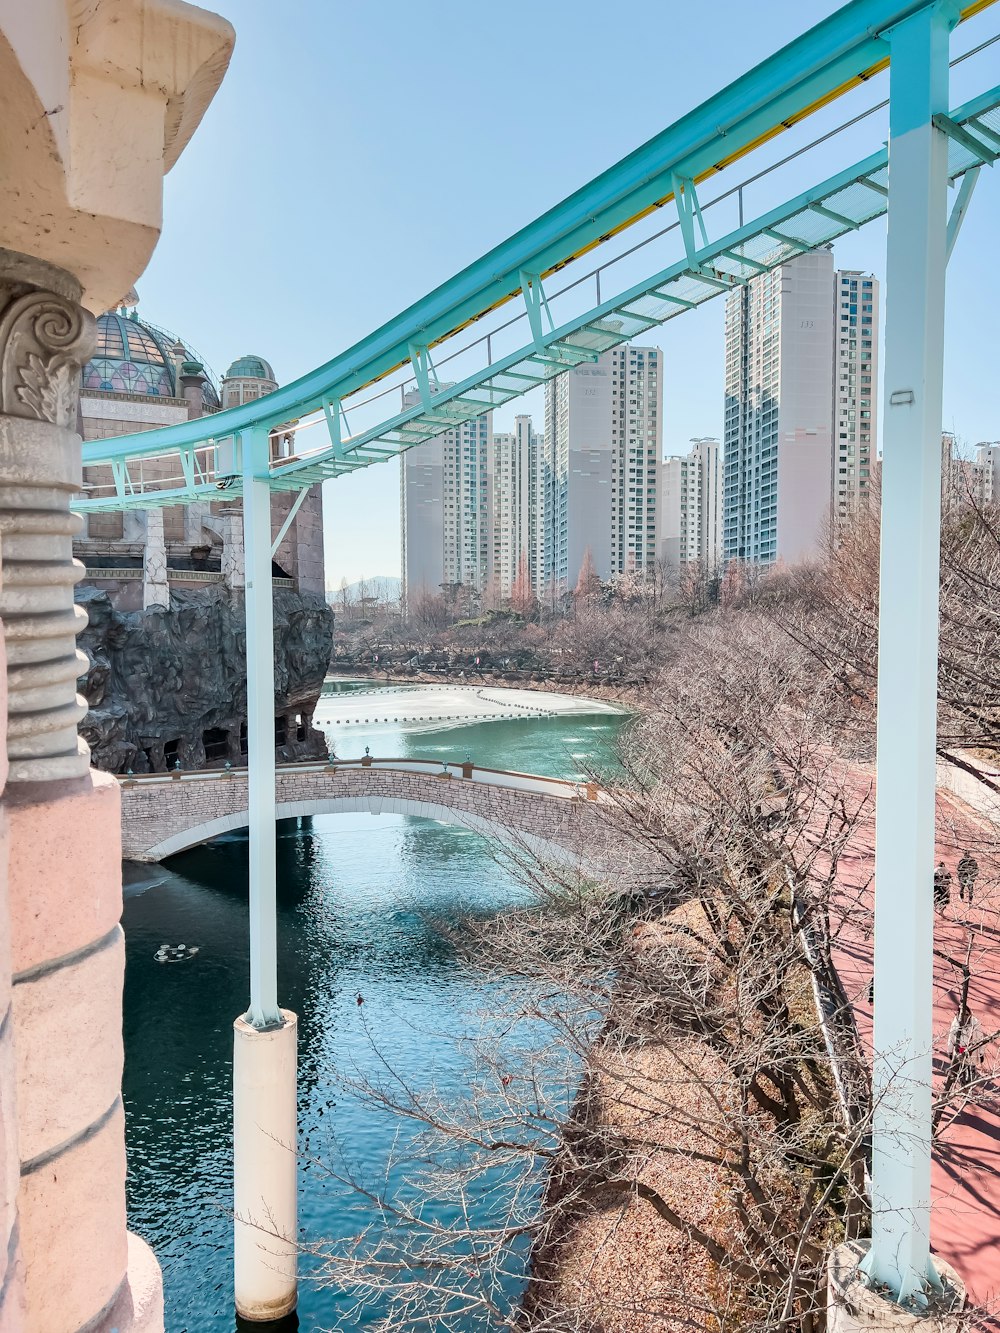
top-left (120, 758), bottom-right (606, 866)
top-left (143, 793), bottom-right (579, 866)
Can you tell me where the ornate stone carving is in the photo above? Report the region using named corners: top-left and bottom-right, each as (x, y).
top-left (0, 254), bottom-right (96, 782)
top-left (0, 287), bottom-right (96, 428)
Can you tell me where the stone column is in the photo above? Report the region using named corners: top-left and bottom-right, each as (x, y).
top-left (0, 536), bottom-right (26, 1333)
top-left (219, 507), bottom-right (245, 590)
top-left (142, 508), bottom-right (169, 609)
top-left (0, 250), bottom-right (94, 785)
top-left (0, 250), bottom-right (162, 1331)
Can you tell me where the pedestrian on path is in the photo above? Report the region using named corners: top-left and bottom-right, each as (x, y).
top-left (947, 1004), bottom-right (986, 1089)
top-left (958, 851), bottom-right (979, 904)
top-left (934, 862), bottom-right (953, 912)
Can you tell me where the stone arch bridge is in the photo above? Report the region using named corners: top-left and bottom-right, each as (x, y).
top-left (119, 756), bottom-right (611, 863)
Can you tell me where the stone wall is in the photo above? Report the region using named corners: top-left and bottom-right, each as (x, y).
top-left (271, 485), bottom-right (325, 595)
top-left (77, 584), bottom-right (333, 773)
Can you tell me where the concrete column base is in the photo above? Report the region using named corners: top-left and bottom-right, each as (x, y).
top-left (233, 1010), bottom-right (297, 1322)
top-left (102, 1233), bottom-right (164, 1333)
top-left (828, 1242), bottom-right (966, 1331)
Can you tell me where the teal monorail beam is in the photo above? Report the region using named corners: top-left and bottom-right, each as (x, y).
top-left (76, 1), bottom-right (996, 477)
top-left (75, 75), bottom-right (1000, 513)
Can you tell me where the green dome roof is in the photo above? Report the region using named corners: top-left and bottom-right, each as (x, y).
top-left (224, 354), bottom-right (275, 383)
top-left (82, 311), bottom-right (220, 408)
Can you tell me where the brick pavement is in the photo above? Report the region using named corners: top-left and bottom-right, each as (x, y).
top-left (831, 764), bottom-right (1000, 1319)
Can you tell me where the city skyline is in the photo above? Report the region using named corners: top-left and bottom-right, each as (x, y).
top-left (402, 347), bottom-right (670, 606)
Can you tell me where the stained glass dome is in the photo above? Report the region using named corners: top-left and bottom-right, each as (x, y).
top-left (82, 311), bottom-right (221, 408)
top-left (224, 354), bottom-right (276, 383)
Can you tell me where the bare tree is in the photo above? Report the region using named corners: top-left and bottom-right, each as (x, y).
top-left (573, 549), bottom-right (601, 604)
top-left (308, 615), bottom-right (917, 1331)
top-left (510, 554), bottom-right (538, 621)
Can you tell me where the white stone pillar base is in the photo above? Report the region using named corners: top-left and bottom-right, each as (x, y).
top-left (101, 1233), bottom-right (164, 1333)
top-left (233, 1010), bottom-right (297, 1322)
top-left (828, 1242), bottom-right (966, 1331)
top-left (142, 509), bottom-right (169, 610)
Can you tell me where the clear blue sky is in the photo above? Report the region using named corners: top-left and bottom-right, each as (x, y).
top-left (135, 1), bottom-right (1000, 588)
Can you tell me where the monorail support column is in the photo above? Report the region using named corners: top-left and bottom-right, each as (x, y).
top-left (839, 1), bottom-right (964, 1321)
top-left (233, 425), bottom-right (297, 1322)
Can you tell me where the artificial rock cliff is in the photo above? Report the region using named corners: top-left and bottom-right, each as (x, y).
top-left (77, 585), bottom-right (333, 773)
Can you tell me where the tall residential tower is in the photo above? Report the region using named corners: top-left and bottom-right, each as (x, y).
top-left (400, 403), bottom-right (493, 605)
top-left (542, 344), bottom-right (663, 594)
top-left (723, 248), bottom-right (879, 566)
top-left (660, 437), bottom-right (723, 574)
top-left (488, 414), bottom-right (544, 597)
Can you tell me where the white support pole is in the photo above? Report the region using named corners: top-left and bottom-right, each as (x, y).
top-left (865, 1), bottom-right (953, 1304)
top-left (243, 424), bottom-right (281, 1029)
top-left (234, 424), bottom-right (298, 1320)
top-left (945, 166), bottom-right (979, 262)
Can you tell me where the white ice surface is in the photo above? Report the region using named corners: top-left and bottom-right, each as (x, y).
top-left (315, 682), bottom-right (622, 729)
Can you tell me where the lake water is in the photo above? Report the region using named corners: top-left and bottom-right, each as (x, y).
top-left (121, 685), bottom-right (625, 1331)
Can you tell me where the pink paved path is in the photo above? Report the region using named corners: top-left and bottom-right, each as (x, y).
top-left (830, 765), bottom-right (1000, 1321)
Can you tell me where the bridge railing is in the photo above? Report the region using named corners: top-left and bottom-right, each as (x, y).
top-left (115, 756), bottom-right (605, 802)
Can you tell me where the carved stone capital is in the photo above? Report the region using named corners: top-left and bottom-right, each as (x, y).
top-left (0, 249), bottom-right (93, 783)
top-left (0, 265), bottom-right (96, 429)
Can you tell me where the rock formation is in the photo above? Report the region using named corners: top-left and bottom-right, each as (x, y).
top-left (77, 585), bottom-right (333, 773)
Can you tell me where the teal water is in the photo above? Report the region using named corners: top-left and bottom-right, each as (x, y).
top-left (121, 687), bottom-right (625, 1331)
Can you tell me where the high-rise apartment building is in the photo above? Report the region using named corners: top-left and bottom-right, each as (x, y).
top-left (660, 437), bottom-right (723, 573)
top-left (832, 270), bottom-right (879, 525)
top-left (400, 399), bottom-right (493, 605)
top-left (723, 248), bottom-right (879, 566)
top-left (401, 402), bottom-right (550, 605)
top-left (487, 415), bottom-right (544, 597)
top-left (939, 434), bottom-right (999, 509)
top-left (542, 344), bottom-right (663, 593)
top-left (402, 344), bottom-right (664, 606)
top-left (974, 441), bottom-right (1000, 504)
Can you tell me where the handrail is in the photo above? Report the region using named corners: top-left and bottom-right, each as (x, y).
top-left (116, 755), bottom-right (603, 797)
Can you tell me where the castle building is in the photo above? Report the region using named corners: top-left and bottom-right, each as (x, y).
top-left (74, 306), bottom-right (329, 775)
top-left (76, 307), bottom-right (325, 609)
top-left (221, 353), bottom-right (279, 406)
